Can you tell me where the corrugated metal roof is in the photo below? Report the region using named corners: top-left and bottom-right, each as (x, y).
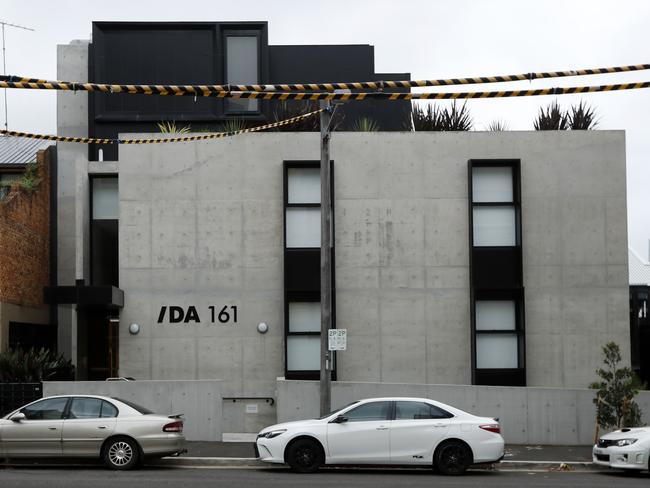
top-left (629, 247), bottom-right (650, 286)
top-left (0, 135), bottom-right (54, 166)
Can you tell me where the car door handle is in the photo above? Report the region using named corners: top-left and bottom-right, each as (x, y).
top-left (376, 426), bottom-right (389, 430)
top-left (98, 426), bottom-right (107, 429)
top-left (433, 423), bottom-right (446, 428)
top-left (48, 427), bottom-right (57, 430)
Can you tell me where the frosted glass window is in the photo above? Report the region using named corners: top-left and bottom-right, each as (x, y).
top-left (289, 302), bottom-right (320, 332)
top-left (287, 336), bottom-right (320, 371)
top-left (472, 167), bottom-right (513, 203)
top-left (92, 178), bottom-right (118, 220)
top-left (473, 206), bottom-right (516, 246)
top-left (476, 334), bottom-right (518, 369)
top-left (288, 168), bottom-right (320, 204)
top-left (286, 208), bottom-right (320, 248)
top-left (226, 36), bottom-right (258, 112)
top-left (476, 301), bottom-right (516, 330)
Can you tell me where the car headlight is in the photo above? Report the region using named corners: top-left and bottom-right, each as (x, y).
top-left (258, 429), bottom-right (286, 439)
top-left (616, 438), bottom-right (638, 447)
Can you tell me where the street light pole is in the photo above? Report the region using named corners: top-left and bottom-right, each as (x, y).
top-left (319, 100), bottom-right (333, 417)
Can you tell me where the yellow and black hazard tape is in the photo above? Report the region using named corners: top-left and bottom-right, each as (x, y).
top-left (202, 81), bottom-right (650, 101)
top-left (1, 63), bottom-right (649, 95)
top-left (0, 109), bottom-right (324, 144)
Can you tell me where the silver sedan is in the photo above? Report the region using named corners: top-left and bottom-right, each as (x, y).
top-left (0, 395), bottom-right (186, 469)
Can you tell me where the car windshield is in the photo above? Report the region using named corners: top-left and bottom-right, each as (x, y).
top-left (113, 398), bottom-right (155, 414)
top-left (317, 401), bottom-right (359, 420)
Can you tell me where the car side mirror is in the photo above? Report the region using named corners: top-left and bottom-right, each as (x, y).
top-left (330, 415), bottom-right (348, 424)
top-left (10, 412), bottom-right (26, 422)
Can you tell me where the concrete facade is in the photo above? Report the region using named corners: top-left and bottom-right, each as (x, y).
top-left (55, 43), bottom-right (629, 433)
top-left (113, 130), bottom-right (628, 393)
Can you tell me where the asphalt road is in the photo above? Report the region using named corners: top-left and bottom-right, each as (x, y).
top-left (0, 467), bottom-right (648, 488)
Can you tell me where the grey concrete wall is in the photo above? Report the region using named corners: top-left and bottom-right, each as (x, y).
top-left (113, 131), bottom-right (628, 408)
top-left (56, 41), bottom-right (91, 364)
top-left (44, 380), bottom-right (222, 441)
top-left (277, 379), bottom-right (650, 445)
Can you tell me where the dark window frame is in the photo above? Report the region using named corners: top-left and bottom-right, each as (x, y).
top-left (283, 161), bottom-right (335, 380)
top-left (222, 28), bottom-right (263, 117)
top-left (469, 159), bottom-right (525, 386)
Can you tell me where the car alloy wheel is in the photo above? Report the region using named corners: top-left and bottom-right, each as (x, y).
top-left (286, 438), bottom-right (323, 473)
top-left (435, 440), bottom-right (472, 476)
top-left (103, 437), bottom-right (140, 470)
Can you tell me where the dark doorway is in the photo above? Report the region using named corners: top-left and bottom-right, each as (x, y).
top-left (84, 310), bottom-right (119, 380)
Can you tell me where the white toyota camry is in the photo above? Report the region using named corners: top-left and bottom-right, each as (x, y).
top-left (593, 427), bottom-right (650, 471)
top-left (256, 397), bottom-right (504, 475)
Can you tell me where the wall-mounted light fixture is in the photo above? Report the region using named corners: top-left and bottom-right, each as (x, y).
top-left (129, 323), bottom-right (140, 335)
top-left (257, 322), bottom-right (268, 334)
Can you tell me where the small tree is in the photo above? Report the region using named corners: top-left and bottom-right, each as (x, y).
top-left (590, 342), bottom-right (643, 430)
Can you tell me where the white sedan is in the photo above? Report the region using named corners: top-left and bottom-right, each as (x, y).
top-left (256, 397), bottom-right (504, 475)
top-left (593, 427), bottom-right (650, 471)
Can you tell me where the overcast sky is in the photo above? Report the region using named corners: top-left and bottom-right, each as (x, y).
top-left (2, 0), bottom-right (649, 257)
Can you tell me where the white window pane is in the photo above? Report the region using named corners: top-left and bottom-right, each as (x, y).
top-left (473, 206), bottom-right (516, 246)
top-left (286, 208), bottom-right (320, 248)
top-left (288, 167), bottom-right (320, 204)
top-left (476, 334), bottom-right (518, 369)
top-left (92, 178), bottom-right (118, 220)
top-left (472, 166), bottom-right (513, 203)
top-left (476, 301), bottom-right (516, 330)
top-left (226, 36), bottom-right (258, 112)
top-left (289, 302), bottom-right (320, 332)
top-left (287, 336), bottom-right (320, 371)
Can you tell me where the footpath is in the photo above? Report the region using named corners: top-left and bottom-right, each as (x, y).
top-left (157, 441), bottom-right (600, 472)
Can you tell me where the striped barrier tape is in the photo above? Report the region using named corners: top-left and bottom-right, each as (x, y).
top-left (0, 108), bottom-right (324, 144)
top-left (210, 82), bottom-right (650, 100)
top-left (1, 63), bottom-right (649, 95)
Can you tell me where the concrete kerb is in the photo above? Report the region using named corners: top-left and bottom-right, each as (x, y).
top-left (154, 457), bottom-right (605, 472)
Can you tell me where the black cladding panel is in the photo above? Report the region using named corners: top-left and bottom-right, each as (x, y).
top-left (92, 24), bottom-right (219, 120)
top-left (472, 247), bottom-right (522, 290)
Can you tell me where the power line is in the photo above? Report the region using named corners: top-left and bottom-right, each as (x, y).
top-left (0, 20), bottom-right (34, 131)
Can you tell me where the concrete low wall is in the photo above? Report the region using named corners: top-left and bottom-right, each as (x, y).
top-left (44, 380), bottom-right (223, 441)
top-left (277, 380), bottom-right (650, 445)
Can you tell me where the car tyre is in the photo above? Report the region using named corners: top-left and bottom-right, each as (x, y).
top-left (286, 438), bottom-right (324, 473)
top-left (102, 436), bottom-right (140, 470)
top-left (434, 440), bottom-right (472, 476)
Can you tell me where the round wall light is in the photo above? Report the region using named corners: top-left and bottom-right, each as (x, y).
top-left (128, 323), bottom-right (141, 335)
top-left (257, 322), bottom-right (269, 334)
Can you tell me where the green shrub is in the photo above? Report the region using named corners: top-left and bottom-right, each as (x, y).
top-left (0, 348), bottom-right (75, 382)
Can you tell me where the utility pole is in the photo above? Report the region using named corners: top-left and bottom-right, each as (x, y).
top-left (319, 100), bottom-right (333, 417)
top-left (1, 20), bottom-right (34, 131)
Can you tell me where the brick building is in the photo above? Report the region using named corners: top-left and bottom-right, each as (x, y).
top-left (0, 139), bottom-right (56, 352)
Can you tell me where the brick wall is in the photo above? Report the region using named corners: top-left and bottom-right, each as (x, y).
top-left (0, 150), bottom-right (51, 308)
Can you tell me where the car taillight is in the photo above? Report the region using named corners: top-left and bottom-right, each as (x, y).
top-left (163, 421), bottom-right (183, 433)
top-left (479, 423), bottom-right (501, 434)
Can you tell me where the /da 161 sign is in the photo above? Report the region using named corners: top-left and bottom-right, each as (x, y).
top-left (328, 329), bottom-right (347, 351)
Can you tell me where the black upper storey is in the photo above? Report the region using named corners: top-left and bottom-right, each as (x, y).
top-left (88, 22), bottom-right (411, 161)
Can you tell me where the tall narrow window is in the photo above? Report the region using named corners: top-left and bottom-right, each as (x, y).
top-left (91, 176), bottom-right (119, 286)
top-left (225, 35), bottom-right (259, 113)
top-left (469, 160), bottom-right (525, 386)
top-left (284, 162), bottom-right (335, 380)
